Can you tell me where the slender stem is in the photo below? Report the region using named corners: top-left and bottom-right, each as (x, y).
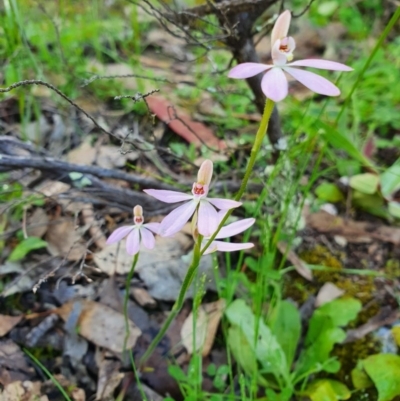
top-left (123, 253), bottom-right (140, 358)
top-left (139, 98), bottom-right (275, 367)
top-left (200, 98), bottom-right (275, 255)
top-left (139, 235), bottom-right (203, 367)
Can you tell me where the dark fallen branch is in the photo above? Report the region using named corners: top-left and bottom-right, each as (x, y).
top-left (0, 154), bottom-right (176, 191)
top-left (0, 136), bottom-right (262, 195)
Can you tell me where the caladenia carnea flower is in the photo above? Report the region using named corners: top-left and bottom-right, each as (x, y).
top-left (144, 160), bottom-right (242, 237)
top-left (228, 10), bottom-right (353, 102)
top-left (106, 205), bottom-right (160, 255)
top-left (192, 211), bottom-right (255, 254)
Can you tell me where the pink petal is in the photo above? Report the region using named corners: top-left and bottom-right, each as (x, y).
top-left (143, 189), bottom-right (192, 203)
top-left (198, 201), bottom-right (219, 237)
top-left (126, 228), bottom-right (140, 255)
top-left (207, 198), bottom-right (242, 210)
top-left (261, 68), bottom-right (288, 102)
top-left (271, 10), bottom-right (291, 47)
top-left (216, 218), bottom-right (255, 239)
top-left (284, 67), bottom-right (340, 96)
top-left (287, 59), bottom-right (353, 71)
top-left (159, 201), bottom-right (198, 237)
top-left (140, 227), bottom-right (156, 249)
top-left (213, 241), bottom-right (254, 252)
top-left (228, 63), bottom-right (272, 79)
top-left (106, 225), bottom-right (134, 244)
top-left (201, 241), bottom-right (219, 255)
top-left (143, 222), bottom-right (160, 234)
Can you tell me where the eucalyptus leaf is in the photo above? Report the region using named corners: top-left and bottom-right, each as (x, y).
top-left (349, 173), bottom-right (379, 195)
top-left (8, 237), bottom-right (48, 261)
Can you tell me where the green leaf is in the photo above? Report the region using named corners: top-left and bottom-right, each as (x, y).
top-left (388, 201), bottom-right (400, 219)
top-left (225, 299), bottom-right (288, 381)
top-left (317, 1), bottom-right (339, 16)
top-left (168, 365), bottom-right (187, 383)
top-left (315, 183), bottom-right (344, 202)
top-left (351, 361), bottom-right (373, 390)
top-left (269, 301), bottom-right (301, 367)
top-left (380, 160), bottom-right (400, 198)
top-left (349, 173), bottom-right (379, 195)
top-left (305, 379), bottom-right (351, 401)
top-left (8, 237), bottom-right (48, 261)
top-left (363, 354), bottom-right (400, 401)
top-left (294, 298), bottom-right (361, 379)
top-left (227, 325), bottom-right (258, 376)
top-left (312, 298), bottom-right (362, 328)
top-left (319, 122), bottom-right (373, 167)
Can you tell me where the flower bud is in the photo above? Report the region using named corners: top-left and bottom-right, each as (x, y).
top-left (133, 205), bottom-right (144, 225)
top-left (197, 159), bottom-right (213, 186)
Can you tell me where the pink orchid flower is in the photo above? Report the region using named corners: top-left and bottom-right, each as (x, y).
top-left (228, 10), bottom-right (353, 102)
top-left (144, 160), bottom-right (241, 237)
top-left (106, 205), bottom-right (160, 255)
top-left (200, 212), bottom-right (255, 254)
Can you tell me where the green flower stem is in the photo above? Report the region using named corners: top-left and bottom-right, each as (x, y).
top-left (200, 98), bottom-right (275, 255)
top-left (139, 234), bottom-right (203, 367)
top-left (139, 98), bottom-right (275, 367)
top-left (123, 253), bottom-right (140, 357)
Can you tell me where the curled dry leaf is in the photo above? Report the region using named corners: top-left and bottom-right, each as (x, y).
top-left (56, 299), bottom-right (142, 354)
top-left (81, 204), bottom-right (107, 249)
top-left (0, 314), bottom-right (23, 337)
top-left (180, 299), bottom-right (225, 356)
top-left (0, 381), bottom-right (48, 401)
top-left (95, 349), bottom-right (123, 401)
top-left (45, 218), bottom-right (87, 261)
top-left (26, 208), bottom-right (49, 238)
top-left (315, 282), bottom-right (345, 307)
top-left (277, 241), bottom-right (313, 281)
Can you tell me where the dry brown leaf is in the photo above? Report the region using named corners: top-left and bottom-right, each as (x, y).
top-left (307, 211), bottom-right (400, 244)
top-left (277, 242), bottom-right (313, 281)
top-left (0, 340), bottom-right (35, 385)
top-left (180, 299), bottom-right (225, 356)
top-left (45, 218), bottom-right (87, 261)
top-left (146, 95), bottom-right (226, 150)
top-left (94, 233), bottom-right (215, 301)
top-left (345, 307), bottom-right (400, 343)
top-left (67, 140), bottom-right (96, 166)
top-left (56, 299), bottom-right (141, 354)
top-left (0, 381), bottom-right (48, 401)
top-left (26, 208), bottom-right (49, 238)
top-left (131, 287), bottom-right (157, 308)
top-left (315, 282), bottom-right (344, 307)
top-left (95, 349), bottom-right (124, 400)
top-left (81, 205), bottom-right (107, 249)
top-left (0, 315), bottom-right (23, 337)
top-left (95, 145), bottom-right (127, 169)
top-left (71, 387), bottom-right (86, 401)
